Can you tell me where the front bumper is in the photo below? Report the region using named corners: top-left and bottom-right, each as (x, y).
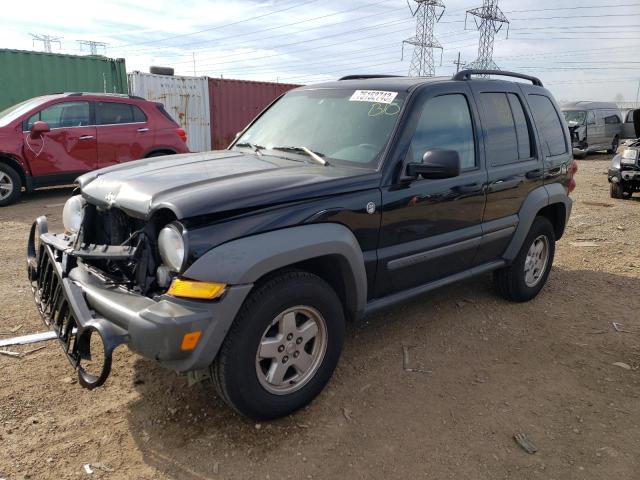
top-left (27, 216), bottom-right (252, 388)
top-left (608, 168), bottom-right (640, 183)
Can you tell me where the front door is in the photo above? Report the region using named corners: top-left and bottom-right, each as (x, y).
top-left (22, 100), bottom-right (97, 180)
top-left (376, 84), bottom-right (486, 298)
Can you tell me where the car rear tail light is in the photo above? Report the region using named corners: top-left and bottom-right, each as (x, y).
top-left (567, 160), bottom-right (578, 194)
top-left (176, 128), bottom-right (187, 143)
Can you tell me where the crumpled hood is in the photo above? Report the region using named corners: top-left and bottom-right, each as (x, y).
top-left (77, 150), bottom-right (378, 219)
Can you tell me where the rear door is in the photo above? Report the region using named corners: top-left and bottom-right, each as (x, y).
top-left (22, 100), bottom-right (97, 179)
top-left (96, 101), bottom-right (153, 167)
top-left (376, 83), bottom-right (487, 297)
top-left (469, 84), bottom-right (544, 264)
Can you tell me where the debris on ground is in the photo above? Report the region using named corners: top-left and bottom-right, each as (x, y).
top-left (0, 350), bottom-right (22, 358)
top-left (10, 324), bottom-right (23, 333)
top-left (342, 407), bottom-right (353, 421)
top-left (612, 362), bottom-right (632, 371)
top-left (402, 345), bottom-right (432, 374)
top-left (570, 241), bottom-right (599, 248)
top-left (83, 464), bottom-right (94, 474)
top-left (513, 432), bottom-right (538, 454)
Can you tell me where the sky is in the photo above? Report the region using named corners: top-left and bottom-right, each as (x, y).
top-left (1, 0), bottom-right (639, 103)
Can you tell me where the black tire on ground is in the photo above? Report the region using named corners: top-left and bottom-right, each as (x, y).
top-left (610, 183), bottom-right (624, 199)
top-left (0, 163), bottom-right (22, 207)
top-left (211, 270), bottom-right (346, 420)
top-left (573, 150), bottom-right (587, 159)
top-left (608, 136), bottom-right (620, 154)
top-left (494, 216), bottom-right (556, 303)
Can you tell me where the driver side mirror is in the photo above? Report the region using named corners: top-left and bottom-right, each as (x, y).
top-left (406, 149), bottom-right (461, 180)
top-left (30, 121), bottom-right (50, 138)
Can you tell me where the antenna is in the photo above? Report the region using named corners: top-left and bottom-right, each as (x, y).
top-left (402, 0), bottom-right (445, 77)
top-left (77, 40), bottom-right (108, 56)
top-left (30, 33), bottom-right (62, 53)
top-left (465, 0), bottom-right (509, 76)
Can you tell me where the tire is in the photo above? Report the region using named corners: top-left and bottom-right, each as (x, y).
top-left (0, 163), bottom-right (22, 207)
top-left (145, 151), bottom-right (173, 158)
top-left (494, 216), bottom-right (556, 303)
top-left (608, 136), bottom-right (620, 154)
top-left (574, 149), bottom-right (587, 159)
top-left (610, 183), bottom-right (624, 199)
top-left (211, 271), bottom-right (346, 420)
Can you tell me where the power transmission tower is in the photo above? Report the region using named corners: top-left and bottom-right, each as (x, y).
top-left (465, 0), bottom-right (509, 75)
top-left (402, 0), bottom-right (445, 77)
top-left (77, 40), bottom-right (108, 55)
top-left (453, 52), bottom-right (466, 73)
top-left (30, 33), bottom-right (62, 53)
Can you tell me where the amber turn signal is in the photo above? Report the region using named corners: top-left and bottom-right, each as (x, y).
top-left (167, 279), bottom-right (226, 300)
top-left (181, 331), bottom-right (202, 351)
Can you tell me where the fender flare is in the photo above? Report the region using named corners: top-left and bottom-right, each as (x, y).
top-left (184, 223), bottom-right (368, 318)
top-left (503, 183), bottom-right (572, 261)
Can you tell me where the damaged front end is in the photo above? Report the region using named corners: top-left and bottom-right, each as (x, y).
top-left (25, 196), bottom-right (238, 389)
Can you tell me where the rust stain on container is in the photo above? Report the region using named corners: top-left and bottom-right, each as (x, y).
top-left (208, 78), bottom-right (300, 150)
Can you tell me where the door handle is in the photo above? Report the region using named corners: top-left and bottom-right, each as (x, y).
top-left (137, 128), bottom-right (149, 133)
top-left (79, 135), bottom-right (94, 140)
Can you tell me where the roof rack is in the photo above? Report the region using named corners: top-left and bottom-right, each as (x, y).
top-left (63, 92), bottom-right (147, 100)
top-left (453, 70), bottom-right (543, 87)
top-left (338, 74), bottom-right (403, 81)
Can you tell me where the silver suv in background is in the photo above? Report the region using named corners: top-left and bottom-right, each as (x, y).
top-left (562, 101), bottom-right (622, 158)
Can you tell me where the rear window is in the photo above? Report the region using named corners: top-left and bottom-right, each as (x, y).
top-left (97, 102), bottom-right (147, 125)
top-left (527, 95), bottom-right (567, 157)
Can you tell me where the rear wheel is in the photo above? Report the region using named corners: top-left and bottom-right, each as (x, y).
top-left (0, 164), bottom-right (21, 207)
top-left (211, 271), bottom-right (345, 420)
top-left (494, 217), bottom-right (556, 302)
top-left (608, 136), bottom-right (620, 154)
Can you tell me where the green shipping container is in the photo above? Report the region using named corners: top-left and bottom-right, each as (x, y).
top-left (0, 49), bottom-right (127, 111)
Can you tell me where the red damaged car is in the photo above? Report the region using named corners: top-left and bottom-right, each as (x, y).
top-left (0, 93), bottom-right (189, 206)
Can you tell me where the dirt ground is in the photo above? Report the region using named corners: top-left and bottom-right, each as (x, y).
top-left (1, 154), bottom-right (639, 480)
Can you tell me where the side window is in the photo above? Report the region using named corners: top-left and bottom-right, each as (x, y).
top-left (604, 114), bottom-right (620, 125)
top-left (527, 95), bottom-right (567, 157)
top-left (97, 102), bottom-right (134, 125)
top-left (409, 94), bottom-right (476, 170)
top-left (507, 93), bottom-right (532, 160)
top-left (26, 102), bottom-right (90, 129)
top-left (586, 111), bottom-right (596, 125)
top-left (132, 105), bottom-right (147, 123)
top-left (478, 93), bottom-right (519, 165)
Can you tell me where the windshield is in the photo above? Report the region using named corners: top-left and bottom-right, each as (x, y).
top-left (234, 88), bottom-right (406, 168)
top-left (563, 110), bottom-right (587, 126)
top-left (0, 97), bottom-right (49, 128)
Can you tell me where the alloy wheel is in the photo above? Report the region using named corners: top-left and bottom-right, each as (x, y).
top-left (255, 306), bottom-right (328, 395)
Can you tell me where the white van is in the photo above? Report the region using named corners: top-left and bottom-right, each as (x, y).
top-left (562, 101), bottom-right (623, 158)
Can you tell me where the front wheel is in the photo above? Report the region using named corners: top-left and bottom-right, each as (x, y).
top-left (0, 164), bottom-right (22, 207)
top-left (610, 183), bottom-right (632, 199)
top-left (211, 271), bottom-right (345, 420)
top-left (494, 216), bottom-right (556, 302)
top-left (608, 136), bottom-right (620, 154)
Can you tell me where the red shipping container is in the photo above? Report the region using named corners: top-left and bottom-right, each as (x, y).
top-left (208, 78), bottom-right (300, 150)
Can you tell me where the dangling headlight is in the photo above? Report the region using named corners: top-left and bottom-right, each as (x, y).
top-left (62, 195), bottom-right (86, 234)
top-left (158, 224), bottom-right (185, 272)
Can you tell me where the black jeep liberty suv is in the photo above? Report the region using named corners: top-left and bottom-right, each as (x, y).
top-left (27, 70), bottom-right (576, 420)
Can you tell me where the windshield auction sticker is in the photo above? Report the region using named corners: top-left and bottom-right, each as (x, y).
top-left (349, 90), bottom-right (398, 104)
